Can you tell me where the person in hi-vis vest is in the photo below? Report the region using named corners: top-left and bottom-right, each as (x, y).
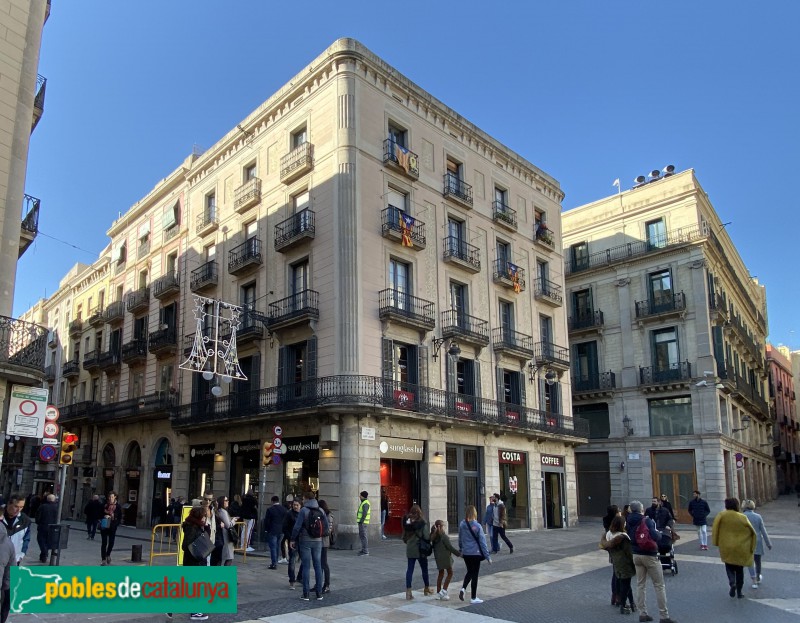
top-left (357, 491), bottom-right (371, 555)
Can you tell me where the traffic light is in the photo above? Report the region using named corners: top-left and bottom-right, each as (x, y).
top-left (60, 431), bottom-right (79, 465)
top-left (262, 441), bottom-right (273, 467)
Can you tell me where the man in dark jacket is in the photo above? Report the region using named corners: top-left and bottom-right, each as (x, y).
top-left (0, 524), bottom-right (15, 622)
top-left (282, 499), bottom-right (302, 589)
top-left (626, 501), bottom-right (677, 623)
top-left (264, 495), bottom-right (287, 569)
top-left (35, 494), bottom-right (59, 563)
top-left (84, 495), bottom-right (104, 540)
top-left (687, 490), bottom-right (711, 550)
top-left (240, 492), bottom-right (258, 552)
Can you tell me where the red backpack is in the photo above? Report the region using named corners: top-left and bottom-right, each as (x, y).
top-left (635, 520), bottom-right (658, 553)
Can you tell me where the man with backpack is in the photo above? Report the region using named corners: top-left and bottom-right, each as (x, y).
top-left (626, 500), bottom-right (678, 623)
top-left (291, 491), bottom-right (329, 601)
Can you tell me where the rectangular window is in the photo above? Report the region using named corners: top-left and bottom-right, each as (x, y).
top-left (501, 369), bottom-right (522, 405)
top-left (388, 259), bottom-right (410, 305)
top-left (159, 364), bottom-right (174, 393)
top-left (446, 157), bottom-right (461, 179)
top-left (131, 371), bottom-right (145, 399)
top-left (292, 190), bottom-right (310, 212)
top-left (649, 269), bottom-right (672, 309)
top-left (573, 341), bottom-right (599, 388)
top-left (245, 221), bottom-right (257, 240)
top-left (649, 396), bottom-right (693, 436)
top-left (205, 192), bottom-right (216, 219)
top-left (539, 314), bottom-right (552, 344)
top-left (388, 123), bottom-right (407, 149)
top-left (387, 188), bottom-right (407, 212)
top-left (537, 260), bottom-right (549, 282)
top-left (133, 316), bottom-right (148, 340)
top-left (205, 244), bottom-right (215, 261)
top-left (570, 242), bottom-right (589, 270)
top-left (494, 186), bottom-right (507, 208)
top-left (499, 300), bottom-right (513, 331)
top-left (496, 240), bottom-right (510, 265)
top-left (572, 289), bottom-right (593, 318)
top-left (392, 343), bottom-right (418, 385)
top-left (292, 126), bottom-right (307, 148)
top-left (652, 327), bottom-right (679, 370)
top-left (98, 290), bottom-right (105, 309)
top-left (244, 163), bottom-right (257, 181)
top-left (167, 253), bottom-right (178, 275)
top-left (108, 378), bottom-right (118, 403)
top-left (160, 303), bottom-right (177, 330)
top-left (456, 358), bottom-right (476, 395)
top-left (450, 282), bottom-right (467, 317)
top-left (95, 330), bottom-right (103, 351)
top-left (646, 219), bottom-right (667, 249)
top-left (115, 285), bottom-right (123, 303)
top-left (291, 261), bottom-right (309, 295)
top-left (139, 270), bottom-right (148, 289)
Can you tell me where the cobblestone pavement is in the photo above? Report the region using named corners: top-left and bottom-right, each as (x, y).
top-left (12, 495), bottom-right (800, 623)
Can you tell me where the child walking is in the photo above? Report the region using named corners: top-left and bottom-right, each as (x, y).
top-left (431, 520), bottom-right (461, 600)
top-left (601, 515), bottom-right (636, 614)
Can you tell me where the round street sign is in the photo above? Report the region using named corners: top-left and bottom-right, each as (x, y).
top-left (39, 445), bottom-right (57, 462)
top-left (273, 425), bottom-right (282, 437)
top-left (272, 454), bottom-right (281, 465)
top-left (273, 438), bottom-right (282, 448)
top-left (45, 405), bottom-right (60, 421)
top-left (43, 422), bottom-right (59, 437)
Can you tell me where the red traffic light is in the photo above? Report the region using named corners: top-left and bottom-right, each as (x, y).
top-left (63, 433), bottom-right (79, 444)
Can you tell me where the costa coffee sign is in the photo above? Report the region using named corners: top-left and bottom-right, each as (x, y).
top-left (499, 450), bottom-right (526, 465)
top-left (541, 454), bottom-right (564, 468)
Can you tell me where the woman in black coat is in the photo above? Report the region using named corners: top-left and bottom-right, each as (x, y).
top-left (100, 491), bottom-right (123, 566)
top-left (182, 505), bottom-right (211, 566)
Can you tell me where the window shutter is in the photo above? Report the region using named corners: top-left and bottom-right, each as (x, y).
top-left (278, 346), bottom-right (288, 385)
top-left (538, 379), bottom-right (546, 412)
top-left (552, 382), bottom-right (561, 414)
top-left (306, 337), bottom-right (317, 380)
top-left (519, 371), bottom-right (527, 407)
top-left (446, 356), bottom-right (456, 394)
top-left (495, 366), bottom-right (504, 403)
top-left (417, 345), bottom-right (429, 387)
top-left (407, 346), bottom-right (419, 386)
top-left (382, 338), bottom-right (394, 380)
top-left (473, 360), bottom-right (481, 398)
top-left (250, 353), bottom-right (261, 392)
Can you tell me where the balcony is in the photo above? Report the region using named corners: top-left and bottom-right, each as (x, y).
top-left (148, 327), bottom-right (177, 357)
top-left (234, 177), bottom-right (262, 214)
top-left (635, 291), bottom-right (686, 321)
top-left (533, 341), bottom-right (570, 371)
top-left (443, 172), bottom-right (473, 208)
top-left (126, 287), bottom-right (150, 313)
top-left (91, 392), bottom-right (175, 424)
top-left (20, 194), bottom-right (40, 258)
top-left (492, 327), bottom-right (534, 361)
top-left (565, 225), bottom-right (706, 275)
top-left (68, 319), bottom-right (83, 337)
top-left (639, 361), bottom-right (692, 390)
top-left (0, 315), bottom-right (47, 376)
top-left (378, 289), bottom-right (436, 332)
top-left (83, 348), bottom-right (101, 372)
top-left (280, 142), bottom-right (314, 184)
top-left (275, 209), bottom-right (315, 252)
top-left (153, 273), bottom-right (180, 300)
top-left (234, 311), bottom-right (264, 346)
top-left (97, 350), bottom-right (121, 373)
top-left (440, 309), bottom-right (490, 348)
top-left (383, 139), bottom-right (419, 180)
top-left (32, 74), bottom-right (46, 131)
top-left (442, 236), bottom-right (481, 273)
top-left (163, 224), bottom-right (180, 244)
top-left (492, 201), bottom-right (517, 231)
top-left (121, 338), bottom-right (148, 365)
top-left (533, 278), bottom-right (563, 306)
top-left (568, 310), bottom-right (604, 334)
top-left (190, 261), bottom-right (218, 292)
top-left (196, 211), bottom-right (219, 237)
top-left (87, 307), bottom-right (105, 328)
top-left (572, 371), bottom-right (616, 399)
top-left (137, 240), bottom-right (151, 260)
top-left (228, 237), bottom-right (263, 276)
top-left (267, 290), bottom-right (319, 332)
top-left (534, 225), bottom-right (555, 251)
top-left (104, 301), bottom-right (125, 324)
top-left (493, 260), bottom-right (526, 293)
top-left (381, 207), bottom-right (426, 250)
top-left (732, 372), bottom-right (770, 418)
top-left (59, 401), bottom-right (100, 425)
top-left (44, 364), bottom-right (56, 381)
top-left (62, 359), bottom-right (80, 380)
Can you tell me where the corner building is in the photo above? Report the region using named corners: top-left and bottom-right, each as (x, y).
top-left (42, 39), bottom-right (585, 535)
top-left (563, 169), bottom-right (775, 521)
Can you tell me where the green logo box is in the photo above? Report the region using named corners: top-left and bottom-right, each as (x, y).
top-left (11, 566), bottom-right (237, 613)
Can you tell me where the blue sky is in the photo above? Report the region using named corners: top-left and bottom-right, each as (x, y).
top-left (15, 1), bottom-right (799, 348)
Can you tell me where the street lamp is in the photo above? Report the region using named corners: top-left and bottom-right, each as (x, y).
top-left (732, 415), bottom-right (751, 433)
top-left (431, 337), bottom-right (461, 362)
top-left (622, 415), bottom-right (634, 437)
top-left (527, 361), bottom-right (556, 385)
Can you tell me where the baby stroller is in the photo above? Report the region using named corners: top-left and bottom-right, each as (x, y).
top-left (658, 526), bottom-right (678, 575)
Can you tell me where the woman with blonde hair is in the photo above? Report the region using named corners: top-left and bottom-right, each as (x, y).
top-left (457, 504), bottom-right (491, 604)
top-left (742, 499), bottom-right (772, 589)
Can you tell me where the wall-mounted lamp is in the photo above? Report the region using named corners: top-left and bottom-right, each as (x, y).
top-left (434, 451), bottom-right (443, 457)
top-left (622, 415), bottom-right (634, 437)
top-left (432, 337), bottom-right (461, 361)
top-left (619, 461), bottom-right (626, 471)
top-left (527, 362), bottom-right (557, 385)
top-left (732, 415), bottom-right (751, 433)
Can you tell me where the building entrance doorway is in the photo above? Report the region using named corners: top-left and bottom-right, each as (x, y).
top-left (542, 471), bottom-right (565, 528)
top-left (652, 450), bottom-right (695, 524)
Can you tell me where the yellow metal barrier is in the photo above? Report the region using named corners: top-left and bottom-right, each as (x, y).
top-left (231, 520), bottom-right (248, 562)
top-left (149, 523), bottom-right (180, 566)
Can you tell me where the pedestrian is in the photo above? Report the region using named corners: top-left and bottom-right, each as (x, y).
top-left (99, 491), bottom-right (122, 566)
top-left (356, 490), bottom-right (370, 556)
top-left (84, 495), bottom-right (103, 540)
top-left (318, 499), bottom-right (335, 594)
top-left (644, 497), bottom-right (660, 522)
top-left (264, 495), bottom-right (287, 569)
top-left (200, 498), bottom-right (217, 566)
top-left (659, 494), bottom-right (676, 521)
top-left (241, 491), bottom-right (258, 552)
top-left (602, 505), bottom-right (620, 606)
top-left (230, 494), bottom-right (243, 519)
top-left (742, 499), bottom-right (772, 589)
top-left (180, 505), bottom-right (210, 621)
top-left (457, 504), bottom-right (491, 604)
top-left (291, 491), bottom-right (328, 601)
top-left (482, 495), bottom-right (495, 542)
top-left (0, 524), bottom-right (14, 623)
top-left (279, 495), bottom-right (294, 563)
top-left (380, 487), bottom-right (389, 540)
top-left (625, 500), bottom-right (677, 623)
top-left (283, 499), bottom-right (303, 589)
top-left (687, 490), bottom-right (711, 550)
top-left (402, 504), bottom-right (432, 599)
top-left (1, 493), bottom-right (31, 566)
top-left (216, 495), bottom-right (237, 566)
top-left (431, 519), bottom-right (461, 600)
top-left (491, 492), bottom-right (513, 554)
top-left (601, 515), bottom-right (636, 614)
top-left (712, 497), bottom-right (756, 599)
top-left (35, 493), bottom-right (58, 563)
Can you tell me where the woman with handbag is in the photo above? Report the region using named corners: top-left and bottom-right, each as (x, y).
top-left (216, 496), bottom-right (238, 566)
top-left (401, 504), bottom-right (432, 599)
top-left (181, 505), bottom-right (212, 621)
top-left (99, 491), bottom-right (122, 566)
top-left (457, 504), bottom-right (492, 604)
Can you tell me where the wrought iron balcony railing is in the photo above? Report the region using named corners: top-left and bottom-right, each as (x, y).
top-left (104, 301), bottom-right (125, 323)
top-left (68, 319), bottom-right (83, 336)
top-left (121, 338), bottom-right (148, 364)
top-left (153, 272), bottom-right (180, 299)
top-left (440, 309), bottom-right (490, 346)
top-left (87, 307), bottom-right (105, 327)
top-left (572, 371), bottom-right (616, 393)
top-left (268, 290), bottom-right (320, 329)
top-left (381, 207), bottom-right (426, 248)
top-left (443, 236), bottom-right (481, 271)
top-left (534, 278), bottom-right (563, 305)
top-left (635, 291), bottom-right (686, 318)
top-left (280, 142), bottom-right (314, 183)
top-left (492, 201), bottom-right (517, 230)
top-left (148, 327), bottom-right (177, 354)
top-left (493, 260), bottom-right (526, 292)
top-left (639, 361), bottom-right (692, 385)
top-left (90, 392), bottom-right (175, 424)
top-left (62, 359), bottom-right (80, 378)
top-left (169, 374), bottom-right (589, 441)
top-left (566, 225), bottom-right (705, 274)
top-left (569, 310), bottom-right (604, 332)
top-left (97, 349), bottom-right (121, 371)
top-left (443, 172), bottom-right (473, 206)
top-left (275, 209), bottom-right (315, 252)
top-left (196, 211), bottom-right (218, 235)
top-left (126, 287), bottom-right (150, 313)
top-left (534, 225), bottom-right (555, 249)
top-left (234, 177), bottom-right (262, 213)
top-left (190, 260), bottom-right (218, 292)
top-left (32, 74), bottom-right (46, 131)
top-left (228, 237), bottom-right (262, 275)
top-left (0, 314), bottom-right (47, 373)
top-left (378, 288), bottom-right (435, 330)
top-left (21, 193), bottom-right (40, 236)
top-left (163, 224), bottom-right (180, 243)
top-left (44, 364), bottom-right (56, 380)
top-left (534, 341), bottom-right (570, 370)
top-left (82, 348), bottom-right (101, 370)
top-left (383, 139), bottom-right (420, 179)
top-left (491, 327), bottom-right (534, 359)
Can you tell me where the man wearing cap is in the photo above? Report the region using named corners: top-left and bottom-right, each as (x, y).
top-left (688, 490), bottom-right (711, 550)
top-left (356, 491), bottom-right (370, 556)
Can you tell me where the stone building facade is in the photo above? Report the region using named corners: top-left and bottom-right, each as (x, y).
top-left (767, 345), bottom-right (798, 491)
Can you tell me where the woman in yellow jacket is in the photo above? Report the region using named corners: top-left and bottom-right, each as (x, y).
top-left (712, 497), bottom-right (756, 599)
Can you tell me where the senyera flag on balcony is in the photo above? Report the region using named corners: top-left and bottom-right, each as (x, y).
top-left (400, 212), bottom-right (414, 247)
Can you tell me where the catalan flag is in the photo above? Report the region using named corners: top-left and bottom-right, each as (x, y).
top-left (400, 212), bottom-right (414, 247)
top-left (508, 262), bottom-right (521, 293)
top-left (394, 142), bottom-right (411, 174)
